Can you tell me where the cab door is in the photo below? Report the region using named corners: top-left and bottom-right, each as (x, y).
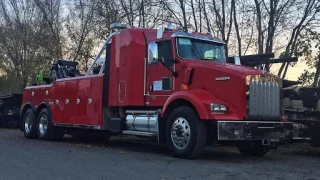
top-left (146, 40), bottom-right (181, 105)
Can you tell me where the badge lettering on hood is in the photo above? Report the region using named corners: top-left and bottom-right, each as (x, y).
top-left (215, 77), bottom-right (231, 81)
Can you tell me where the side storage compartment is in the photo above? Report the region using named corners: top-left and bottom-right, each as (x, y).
top-left (52, 75), bottom-right (104, 129)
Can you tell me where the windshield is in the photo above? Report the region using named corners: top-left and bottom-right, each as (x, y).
top-left (177, 37), bottom-right (226, 62)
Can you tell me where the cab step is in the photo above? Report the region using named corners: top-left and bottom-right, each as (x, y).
top-left (122, 130), bottom-right (157, 137)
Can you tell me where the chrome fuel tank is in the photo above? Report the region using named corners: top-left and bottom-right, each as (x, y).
top-left (125, 110), bottom-right (159, 133)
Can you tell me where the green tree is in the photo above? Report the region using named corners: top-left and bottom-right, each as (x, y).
top-left (296, 29), bottom-right (320, 86)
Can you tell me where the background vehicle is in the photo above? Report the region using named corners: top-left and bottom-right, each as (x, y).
top-left (0, 94), bottom-right (22, 128)
top-left (227, 53), bottom-right (320, 147)
top-left (20, 23), bottom-right (292, 159)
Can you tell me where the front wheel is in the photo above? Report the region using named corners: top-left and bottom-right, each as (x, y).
top-left (165, 106), bottom-right (207, 159)
top-left (235, 141), bottom-right (270, 156)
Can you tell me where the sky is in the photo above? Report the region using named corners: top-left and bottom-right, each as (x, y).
top-left (286, 62), bottom-right (308, 80)
top-left (271, 60), bottom-right (308, 81)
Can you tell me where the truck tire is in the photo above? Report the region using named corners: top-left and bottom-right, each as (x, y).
top-left (22, 108), bottom-right (37, 139)
top-left (37, 108), bottom-right (55, 140)
top-left (165, 106), bottom-right (207, 159)
top-left (235, 141), bottom-right (270, 156)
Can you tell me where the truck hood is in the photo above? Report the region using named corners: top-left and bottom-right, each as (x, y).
top-left (185, 60), bottom-right (275, 77)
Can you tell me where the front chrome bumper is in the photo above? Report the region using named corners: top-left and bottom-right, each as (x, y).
top-left (217, 121), bottom-right (293, 141)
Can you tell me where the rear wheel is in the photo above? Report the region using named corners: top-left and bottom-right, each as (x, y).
top-left (23, 108), bottom-right (37, 139)
top-left (165, 106), bottom-right (207, 159)
top-left (235, 141), bottom-right (270, 156)
top-left (37, 108), bottom-right (55, 140)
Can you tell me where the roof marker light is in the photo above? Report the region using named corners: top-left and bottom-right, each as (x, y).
top-left (110, 23), bottom-right (128, 31)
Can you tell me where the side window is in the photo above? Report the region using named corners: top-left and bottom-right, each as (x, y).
top-left (158, 40), bottom-right (174, 67)
top-left (86, 38), bottom-right (113, 76)
top-left (87, 44), bottom-right (108, 75)
top-left (88, 58), bottom-right (105, 75)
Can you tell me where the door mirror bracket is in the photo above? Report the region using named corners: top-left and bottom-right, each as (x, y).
top-left (148, 41), bottom-right (178, 78)
top-left (159, 58), bottom-right (178, 77)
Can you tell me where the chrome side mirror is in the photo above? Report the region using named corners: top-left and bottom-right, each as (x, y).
top-left (148, 42), bottom-right (158, 65)
top-left (234, 56), bottom-right (241, 65)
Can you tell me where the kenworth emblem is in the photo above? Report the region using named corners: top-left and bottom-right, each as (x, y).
top-left (215, 77), bottom-right (231, 81)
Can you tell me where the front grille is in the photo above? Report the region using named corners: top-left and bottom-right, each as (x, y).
top-left (248, 80), bottom-right (281, 118)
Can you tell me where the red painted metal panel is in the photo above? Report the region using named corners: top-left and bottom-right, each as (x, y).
top-left (108, 29), bottom-right (181, 107)
top-left (106, 28), bottom-right (257, 121)
top-left (108, 34), bottom-right (121, 106)
top-left (64, 79), bottom-right (79, 124)
top-left (162, 89), bottom-right (242, 120)
top-left (124, 30), bottom-right (146, 106)
top-left (23, 85), bottom-right (55, 111)
top-left (113, 29), bottom-right (148, 106)
top-left (178, 60), bottom-right (259, 119)
top-left (144, 38), bottom-right (183, 107)
top-left (86, 75), bottom-right (104, 127)
top-left (22, 74), bottom-right (104, 128)
top-left (51, 81), bottom-right (65, 123)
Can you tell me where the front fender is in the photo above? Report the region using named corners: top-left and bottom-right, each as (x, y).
top-left (162, 89), bottom-right (242, 120)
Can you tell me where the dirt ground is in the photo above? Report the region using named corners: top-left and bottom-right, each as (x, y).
top-left (0, 128), bottom-right (320, 180)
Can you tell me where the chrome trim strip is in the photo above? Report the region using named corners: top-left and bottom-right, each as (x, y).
top-left (143, 58), bottom-right (149, 95)
top-left (122, 130), bottom-right (157, 137)
top-left (54, 123), bottom-right (101, 129)
top-left (126, 110), bottom-right (158, 114)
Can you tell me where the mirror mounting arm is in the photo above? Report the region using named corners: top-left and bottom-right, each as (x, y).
top-left (159, 59), bottom-right (178, 78)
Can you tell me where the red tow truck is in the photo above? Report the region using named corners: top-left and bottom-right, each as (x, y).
top-left (20, 24), bottom-right (292, 159)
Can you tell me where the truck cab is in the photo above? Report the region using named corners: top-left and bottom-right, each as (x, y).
top-left (20, 23), bottom-right (292, 159)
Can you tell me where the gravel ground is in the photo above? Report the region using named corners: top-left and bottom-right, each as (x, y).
top-left (0, 128), bottom-right (320, 180)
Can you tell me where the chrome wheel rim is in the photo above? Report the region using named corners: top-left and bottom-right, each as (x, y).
top-left (24, 113), bottom-right (33, 133)
top-left (39, 114), bottom-right (48, 135)
top-left (171, 117), bottom-right (191, 149)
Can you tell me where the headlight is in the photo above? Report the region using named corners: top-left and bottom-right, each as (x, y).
top-left (210, 103), bottom-right (227, 113)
